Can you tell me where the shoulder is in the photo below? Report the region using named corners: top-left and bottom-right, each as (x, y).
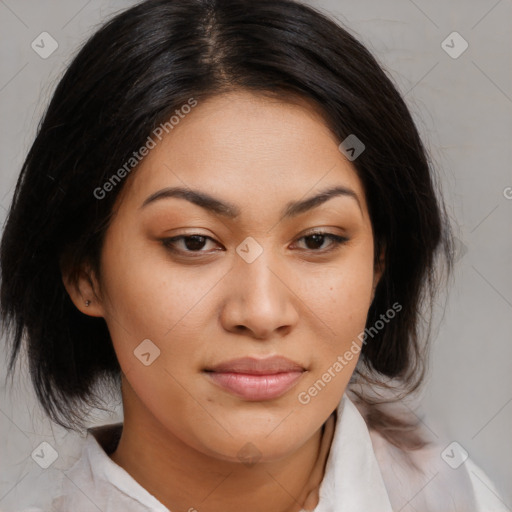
top-left (48, 423), bottom-right (123, 511)
top-left (47, 422), bottom-right (169, 512)
top-left (368, 423), bottom-right (508, 512)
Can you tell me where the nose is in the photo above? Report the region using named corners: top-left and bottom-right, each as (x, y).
top-left (220, 246), bottom-right (300, 340)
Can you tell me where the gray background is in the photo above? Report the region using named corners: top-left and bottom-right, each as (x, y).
top-left (0, 0), bottom-right (511, 510)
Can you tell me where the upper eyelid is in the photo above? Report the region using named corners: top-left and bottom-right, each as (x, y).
top-left (163, 231), bottom-right (348, 251)
top-left (166, 230), bottom-right (344, 242)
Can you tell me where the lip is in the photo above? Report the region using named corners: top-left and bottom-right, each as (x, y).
top-left (204, 356), bottom-right (306, 401)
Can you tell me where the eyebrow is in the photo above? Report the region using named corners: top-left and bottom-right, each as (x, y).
top-left (140, 184), bottom-right (362, 219)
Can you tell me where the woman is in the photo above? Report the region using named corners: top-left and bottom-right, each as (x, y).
top-left (0, 0), bottom-right (506, 510)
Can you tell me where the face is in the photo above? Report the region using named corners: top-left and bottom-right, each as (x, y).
top-left (74, 90), bottom-right (383, 462)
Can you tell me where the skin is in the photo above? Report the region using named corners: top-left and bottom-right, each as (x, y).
top-left (64, 90), bottom-right (384, 512)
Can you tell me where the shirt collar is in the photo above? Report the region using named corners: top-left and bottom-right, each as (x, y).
top-left (78, 393), bottom-right (392, 512)
top-left (312, 394), bottom-right (393, 511)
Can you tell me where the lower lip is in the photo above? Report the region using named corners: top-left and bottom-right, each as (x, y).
top-left (205, 371), bottom-right (304, 401)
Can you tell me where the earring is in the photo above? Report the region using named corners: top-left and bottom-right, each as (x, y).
top-left (85, 300), bottom-right (91, 307)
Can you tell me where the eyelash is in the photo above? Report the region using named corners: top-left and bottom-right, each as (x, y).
top-left (161, 231), bottom-right (349, 257)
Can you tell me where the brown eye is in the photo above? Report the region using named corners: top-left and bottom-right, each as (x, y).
top-left (295, 232), bottom-right (349, 252)
top-left (181, 235), bottom-right (208, 251)
top-left (162, 235), bottom-right (221, 254)
top-left (303, 234), bottom-right (327, 250)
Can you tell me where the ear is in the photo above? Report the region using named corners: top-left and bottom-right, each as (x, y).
top-left (61, 264), bottom-right (105, 318)
top-left (371, 242), bottom-right (386, 302)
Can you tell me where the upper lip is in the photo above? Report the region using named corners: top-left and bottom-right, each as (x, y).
top-left (205, 356), bottom-right (305, 375)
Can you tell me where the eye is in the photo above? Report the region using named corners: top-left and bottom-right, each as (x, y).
top-left (161, 230), bottom-right (349, 257)
top-left (293, 231), bottom-right (349, 252)
top-left (162, 235), bottom-right (222, 255)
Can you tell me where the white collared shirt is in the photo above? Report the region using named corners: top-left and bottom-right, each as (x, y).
top-left (19, 395), bottom-right (508, 512)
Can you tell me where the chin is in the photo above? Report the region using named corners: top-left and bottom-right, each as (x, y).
top-left (200, 432), bottom-right (305, 465)
top-left (184, 410), bottom-right (315, 465)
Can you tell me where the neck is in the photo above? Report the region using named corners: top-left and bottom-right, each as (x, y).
top-left (109, 382), bottom-right (335, 512)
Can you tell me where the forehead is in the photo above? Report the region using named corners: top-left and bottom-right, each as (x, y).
top-left (114, 90), bottom-right (368, 220)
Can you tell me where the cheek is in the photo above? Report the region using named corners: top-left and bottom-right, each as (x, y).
top-left (300, 255), bottom-right (374, 335)
top-left (99, 235), bottom-right (211, 342)
top-left (295, 283), bottom-right (369, 416)
top-left (294, 251), bottom-right (374, 394)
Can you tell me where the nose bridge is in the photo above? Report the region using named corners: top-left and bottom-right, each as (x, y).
top-left (235, 237), bottom-right (284, 306)
top-left (222, 236), bottom-right (298, 337)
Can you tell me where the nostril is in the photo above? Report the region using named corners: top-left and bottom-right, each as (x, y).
top-left (277, 325), bottom-right (291, 336)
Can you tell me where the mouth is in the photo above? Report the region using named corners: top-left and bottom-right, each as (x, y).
top-left (203, 356), bottom-right (306, 401)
